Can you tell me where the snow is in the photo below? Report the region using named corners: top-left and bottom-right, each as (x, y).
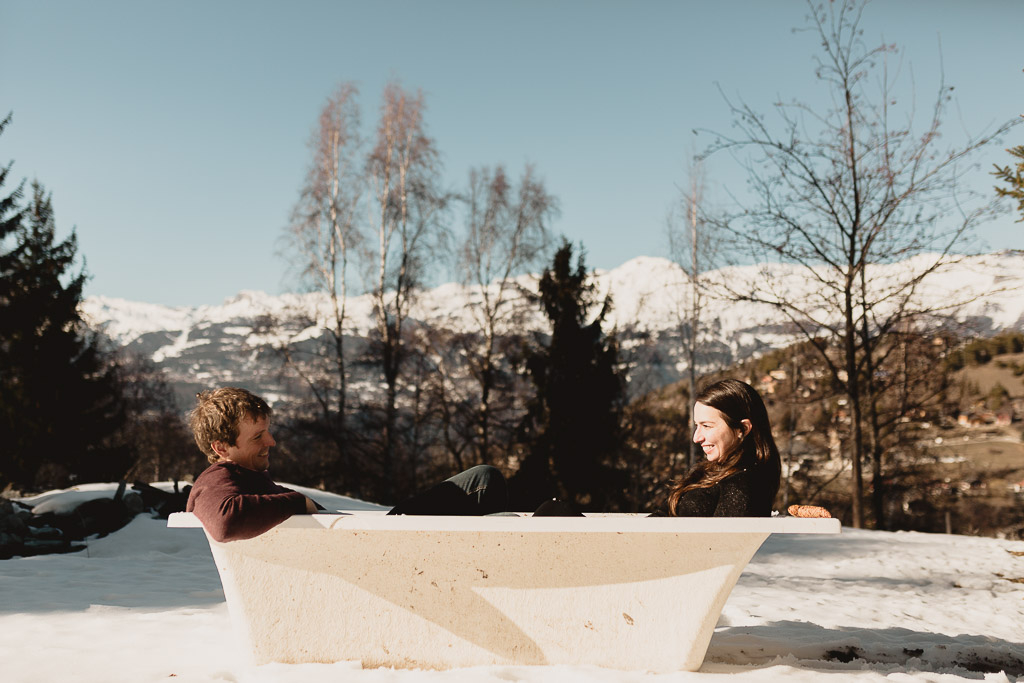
top-left (3, 487), bottom-right (1023, 682)
top-left (20, 482), bottom-right (136, 515)
top-left (2, 491), bottom-right (1024, 679)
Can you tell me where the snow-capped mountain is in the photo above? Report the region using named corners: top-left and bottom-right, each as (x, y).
top-left (81, 252), bottom-right (1024, 406)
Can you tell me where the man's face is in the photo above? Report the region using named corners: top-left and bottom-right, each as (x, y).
top-left (213, 414), bottom-right (276, 471)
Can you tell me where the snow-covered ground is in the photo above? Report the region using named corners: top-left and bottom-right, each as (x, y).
top-left (3, 484), bottom-right (1023, 683)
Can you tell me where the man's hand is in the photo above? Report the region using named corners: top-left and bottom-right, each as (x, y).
top-left (305, 497), bottom-right (319, 514)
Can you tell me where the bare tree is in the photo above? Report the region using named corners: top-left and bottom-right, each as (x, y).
top-left (703, 0), bottom-right (1018, 527)
top-left (419, 325), bottom-right (476, 473)
top-left (453, 164), bottom-right (556, 465)
top-left (279, 82), bottom-right (364, 470)
top-left (108, 349), bottom-right (201, 484)
top-left (665, 154), bottom-right (721, 469)
top-left (364, 82), bottom-right (446, 500)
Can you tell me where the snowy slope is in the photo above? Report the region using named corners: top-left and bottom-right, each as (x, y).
top-left (2, 484), bottom-right (1023, 682)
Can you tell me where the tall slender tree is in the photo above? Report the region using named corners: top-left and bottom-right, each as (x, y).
top-left (279, 82), bottom-right (364, 481)
top-left (453, 164), bottom-right (556, 465)
top-left (666, 154), bottom-right (721, 469)
top-left (365, 82), bottom-right (446, 501)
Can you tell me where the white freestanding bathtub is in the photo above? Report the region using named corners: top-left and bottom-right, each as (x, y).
top-left (169, 511), bottom-right (839, 672)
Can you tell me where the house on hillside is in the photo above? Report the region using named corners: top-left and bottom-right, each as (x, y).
top-left (755, 369), bottom-right (789, 395)
top-left (958, 411), bottom-right (997, 427)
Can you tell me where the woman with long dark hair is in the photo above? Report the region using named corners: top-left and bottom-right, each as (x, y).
top-left (666, 378), bottom-right (781, 517)
top-left (533, 378), bottom-right (787, 518)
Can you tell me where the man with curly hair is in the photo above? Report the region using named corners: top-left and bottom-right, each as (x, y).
top-left (186, 387), bottom-right (507, 541)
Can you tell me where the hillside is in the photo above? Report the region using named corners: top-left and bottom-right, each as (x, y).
top-left (81, 251), bottom-right (1024, 407)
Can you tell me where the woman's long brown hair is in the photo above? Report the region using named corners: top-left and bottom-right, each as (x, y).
top-left (667, 379), bottom-right (781, 515)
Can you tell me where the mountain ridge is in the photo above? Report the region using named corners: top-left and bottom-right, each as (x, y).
top-left (81, 251), bottom-right (1024, 405)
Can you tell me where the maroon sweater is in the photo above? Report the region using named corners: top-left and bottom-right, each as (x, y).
top-left (186, 461), bottom-right (310, 542)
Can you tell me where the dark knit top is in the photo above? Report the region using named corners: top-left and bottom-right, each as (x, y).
top-left (672, 467), bottom-right (775, 517)
top-left (186, 461), bottom-right (310, 542)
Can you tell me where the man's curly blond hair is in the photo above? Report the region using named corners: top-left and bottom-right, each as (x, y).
top-left (189, 387), bottom-right (273, 464)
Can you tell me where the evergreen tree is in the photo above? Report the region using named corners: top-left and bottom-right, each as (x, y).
top-left (993, 144), bottom-right (1024, 221)
top-left (0, 113), bottom-right (27, 488)
top-left (0, 135), bottom-right (126, 490)
top-left (512, 240), bottom-right (628, 511)
top-left (0, 115), bottom-right (25, 307)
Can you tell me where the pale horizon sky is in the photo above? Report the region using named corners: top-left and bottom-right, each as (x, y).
top-left (2, 0), bottom-right (1022, 307)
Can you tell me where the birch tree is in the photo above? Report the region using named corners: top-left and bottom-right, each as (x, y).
top-left (666, 155), bottom-right (720, 469)
top-left (365, 82), bottom-right (445, 500)
top-left (280, 82), bottom-right (364, 475)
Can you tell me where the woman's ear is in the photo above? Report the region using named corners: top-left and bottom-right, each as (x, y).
top-left (738, 419), bottom-right (753, 439)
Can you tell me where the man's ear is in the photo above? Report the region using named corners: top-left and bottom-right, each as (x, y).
top-left (210, 440), bottom-right (230, 459)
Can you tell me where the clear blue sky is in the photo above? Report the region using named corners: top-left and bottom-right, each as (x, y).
top-left (2, 0), bottom-right (1021, 307)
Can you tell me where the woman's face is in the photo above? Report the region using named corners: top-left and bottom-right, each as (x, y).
top-left (693, 402), bottom-right (750, 462)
